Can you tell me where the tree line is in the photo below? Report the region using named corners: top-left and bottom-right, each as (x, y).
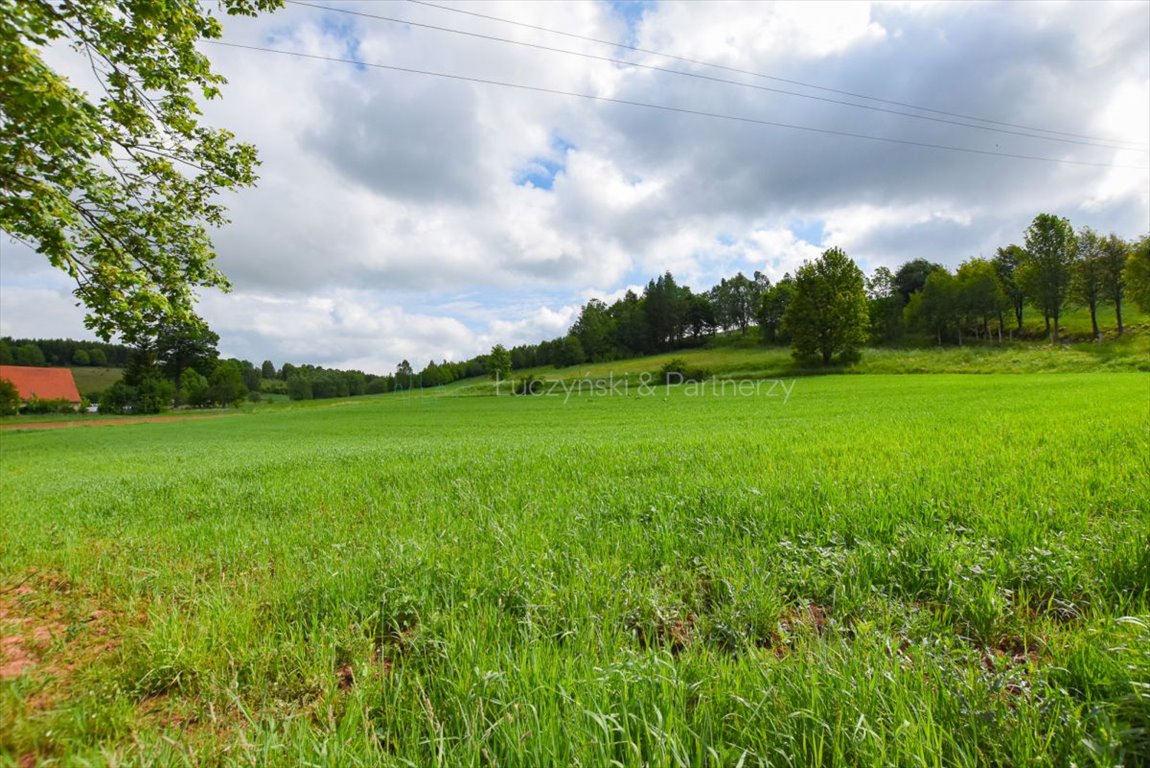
top-left (475, 213), bottom-right (1149, 379)
top-left (97, 322), bottom-right (417, 411)
top-left (6, 214), bottom-right (1148, 409)
top-left (222, 211), bottom-right (1150, 397)
top-left (0, 337), bottom-right (133, 368)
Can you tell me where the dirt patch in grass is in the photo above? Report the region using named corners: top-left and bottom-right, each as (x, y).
top-left (0, 415), bottom-right (230, 432)
top-left (779, 604), bottom-right (831, 636)
top-left (337, 663), bottom-right (355, 691)
top-left (0, 575), bottom-right (123, 700)
top-left (0, 585), bottom-right (66, 682)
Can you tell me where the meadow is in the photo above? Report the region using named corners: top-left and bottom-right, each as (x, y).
top-left (1, 372), bottom-right (1148, 766)
top-left (67, 367), bottom-right (125, 398)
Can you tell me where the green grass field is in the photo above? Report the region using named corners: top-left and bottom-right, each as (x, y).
top-left (2, 373), bottom-right (1148, 766)
top-left (68, 367), bottom-right (123, 397)
top-left (452, 332), bottom-right (1150, 397)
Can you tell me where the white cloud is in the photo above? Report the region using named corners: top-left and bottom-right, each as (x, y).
top-left (3, 0), bottom-right (1147, 373)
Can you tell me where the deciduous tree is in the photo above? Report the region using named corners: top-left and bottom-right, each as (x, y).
top-left (1099, 234), bottom-right (1129, 334)
top-left (956, 258), bottom-right (1006, 340)
top-left (1126, 235), bottom-right (1150, 313)
top-left (487, 345), bottom-right (512, 380)
top-left (555, 335), bottom-right (586, 368)
top-left (207, 360), bottom-right (247, 407)
top-left (757, 275), bottom-right (795, 344)
top-left (992, 245), bottom-right (1027, 332)
top-left (0, 378), bottom-right (19, 415)
top-left (1021, 213), bottom-right (1074, 341)
top-left (154, 318), bottom-right (219, 404)
top-left (394, 360), bottom-right (414, 390)
top-left (864, 266), bottom-right (903, 344)
top-left (783, 248), bottom-right (868, 364)
top-left (710, 272), bottom-right (761, 335)
top-left (907, 269), bottom-right (958, 345)
top-left (1071, 228), bottom-right (1106, 339)
top-left (1, 0), bottom-right (281, 343)
top-left (571, 300), bottom-right (616, 362)
top-left (894, 259), bottom-right (946, 302)
top-left (685, 293), bottom-right (716, 338)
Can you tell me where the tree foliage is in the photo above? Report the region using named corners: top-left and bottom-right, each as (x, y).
top-left (1071, 228), bottom-right (1107, 338)
top-left (1021, 213), bottom-right (1074, 340)
top-left (992, 245), bottom-right (1027, 332)
top-left (757, 275), bottom-right (795, 344)
top-left (0, 378), bottom-right (19, 415)
top-left (956, 258), bottom-right (1006, 340)
top-left (644, 272), bottom-right (689, 351)
top-left (864, 267), bottom-right (904, 344)
top-left (571, 300), bottom-right (616, 362)
top-left (154, 317), bottom-right (219, 403)
top-left (710, 272), bottom-right (761, 335)
top-left (207, 360), bottom-right (246, 407)
top-left (1098, 233), bottom-right (1129, 334)
top-left (906, 270), bottom-right (958, 345)
top-left (487, 344), bottom-right (512, 380)
top-left (1, 0), bottom-right (281, 343)
top-left (894, 259), bottom-right (945, 302)
top-left (1126, 235), bottom-right (1150, 313)
top-left (783, 248), bottom-right (868, 365)
top-left (102, 348), bottom-right (174, 413)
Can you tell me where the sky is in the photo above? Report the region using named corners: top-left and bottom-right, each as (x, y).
top-left (2, 0), bottom-right (1148, 374)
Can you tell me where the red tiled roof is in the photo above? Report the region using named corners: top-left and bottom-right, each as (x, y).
top-left (0, 366), bottom-right (82, 403)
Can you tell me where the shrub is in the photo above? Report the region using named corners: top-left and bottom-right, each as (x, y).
top-left (24, 397), bottom-right (76, 414)
top-left (0, 378), bottom-right (19, 416)
top-left (660, 358), bottom-right (711, 384)
top-left (100, 377), bottom-right (173, 414)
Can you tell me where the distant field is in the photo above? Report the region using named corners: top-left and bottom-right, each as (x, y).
top-left (449, 331), bottom-right (1150, 397)
top-left (1, 373), bottom-right (1147, 765)
top-left (68, 366), bottom-right (122, 396)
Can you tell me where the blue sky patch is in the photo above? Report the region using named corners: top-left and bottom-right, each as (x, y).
top-left (319, 14), bottom-right (363, 68)
top-left (514, 136), bottom-right (576, 190)
top-left (515, 158), bottom-right (565, 190)
top-left (790, 219), bottom-right (825, 246)
top-left (609, 0), bottom-right (655, 42)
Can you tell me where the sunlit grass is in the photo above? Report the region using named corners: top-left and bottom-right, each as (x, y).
top-left (1, 373), bottom-right (1147, 765)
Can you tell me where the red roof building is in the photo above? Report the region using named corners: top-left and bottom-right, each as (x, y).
top-left (0, 366), bottom-right (82, 404)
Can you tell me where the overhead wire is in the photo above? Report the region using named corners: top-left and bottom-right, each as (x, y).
top-left (206, 40), bottom-right (1148, 171)
top-left (402, 0), bottom-right (1148, 150)
top-left (285, 0), bottom-right (1140, 152)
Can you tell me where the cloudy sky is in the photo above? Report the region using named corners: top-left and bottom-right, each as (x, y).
top-left (2, 0), bottom-right (1148, 374)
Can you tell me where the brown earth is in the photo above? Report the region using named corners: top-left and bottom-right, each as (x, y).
top-left (0, 576), bottom-right (121, 687)
top-left (0, 414), bottom-right (229, 431)
top-left (0, 584), bottom-right (64, 680)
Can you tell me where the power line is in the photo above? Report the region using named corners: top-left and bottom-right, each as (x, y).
top-left (207, 40), bottom-right (1148, 171)
top-left (287, 0), bottom-right (1140, 153)
top-left (404, 0), bottom-right (1148, 150)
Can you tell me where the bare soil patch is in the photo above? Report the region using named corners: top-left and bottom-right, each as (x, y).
top-left (0, 585), bottom-right (62, 682)
top-left (0, 575), bottom-right (121, 692)
top-left (0, 414), bottom-right (229, 431)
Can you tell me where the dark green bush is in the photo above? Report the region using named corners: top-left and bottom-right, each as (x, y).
top-left (660, 358), bottom-right (711, 384)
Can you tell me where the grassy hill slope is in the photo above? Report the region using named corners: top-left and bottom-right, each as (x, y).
top-left (440, 328), bottom-right (1149, 398)
top-left (68, 366), bottom-right (122, 397)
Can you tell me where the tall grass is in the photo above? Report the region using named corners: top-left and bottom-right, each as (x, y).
top-left (1, 373), bottom-right (1147, 765)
